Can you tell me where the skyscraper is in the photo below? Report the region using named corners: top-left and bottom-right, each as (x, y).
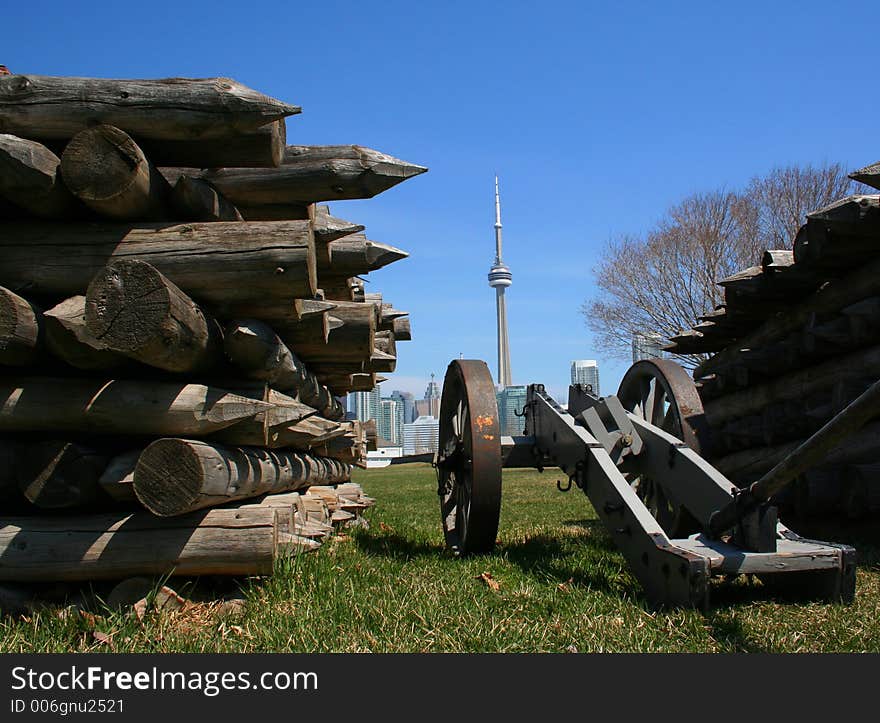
top-left (496, 385), bottom-right (528, 436)
top-left (571, 360), bottom-right (600, 395)
top-left (378, 398), bottom-right (404, 446)
top-left (415, 373), bottom-right (440, 418)
top-left (632, 332), bottom-right (664, 363)
top-left (352, 385), bottom-right (381, 422)
top-left (487, 176), bottom-right (513, 387)
top-left (390, 390), bottom-right (416, 424)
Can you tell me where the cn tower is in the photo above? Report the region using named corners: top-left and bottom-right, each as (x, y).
top-left (487, 176), bottom-right (513, 387)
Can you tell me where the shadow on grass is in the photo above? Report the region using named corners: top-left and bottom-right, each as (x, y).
top-left (499, 531), bottom-right (639, 599)
top-left (353, 531), bottom-right (442, 561)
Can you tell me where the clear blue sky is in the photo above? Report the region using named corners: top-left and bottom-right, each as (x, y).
top-left (6, 1), bottom-right (877, 401)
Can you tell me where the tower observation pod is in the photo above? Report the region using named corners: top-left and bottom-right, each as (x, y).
top-left (488, 176), bottom-right (513, 388)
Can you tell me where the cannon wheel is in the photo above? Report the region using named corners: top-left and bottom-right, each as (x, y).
top-left (436, 359), bottom-right (502, 555)
top-left (617, 359), bottom-right (710, 537)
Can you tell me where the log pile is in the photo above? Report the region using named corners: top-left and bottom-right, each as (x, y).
top-left (0, 71), bottom-right (420, 581)
top-left (667, 164), bottom-right (880, 517)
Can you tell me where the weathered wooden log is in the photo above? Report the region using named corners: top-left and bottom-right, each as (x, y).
top-left (86, 260), bottom-right (223, 373)
top-left (703, 344), bottom-right (880, 428)
top-left (392, 316), bottom-right (411, 341)
top-left (60, 125), bottom-right (172, 220)
top-left (134, 439), bottom-right (324, 516)
top-left (695, 255), bottom-right (880, 381)
top-left (851, 161), bottom-right (880, 191)
top-left (0, 287), bottom-right (42, 366)
top-left (317, 234), bottom-right (408, 277)
top-left (0, 134), bottom-right (81, 218)
top-left (17, 440), bottom-right (108, 509)
top-left (0, 74), bottom-right (299, 168)
top-left (320, 277), bottom-right (359, 301)
top-left (98, 449), bottom-right (141, 504)
top-left (313, 205), bottom-right (364, 243)
top-left (0, 506), bottom-right (293, 581)
top-left (0, 377), bottom-right (271, 437)
top-left (224, 319), bottom-right (344, 419)
top-left (0, 220), bottom-right (316, 310)
top-left (43, 296), bottom-right (128, 371)
top-left (794, 195), bottom-right (880, 269)
top-left (170, 175), bottom-right (242, 221)
top-left (162, 145), bottom-right (427, 207)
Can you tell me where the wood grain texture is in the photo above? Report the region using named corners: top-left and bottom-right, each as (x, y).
top-left (161, 145), bottom-right (427, 206)
top-left (0, 220), bottom-right (316, 310)
top-left (134, 439), bottom-right (332, 516)
top-left (0, 506), bottom-right (288, 580)
top-left (86, 260), bottom-right (223, 373)
top-left (0, 75), bottom-right (299, 167)
top-left (43, 296), bottom-right (128, 372)
top-left (0, 134), bottom-right (81, 218)
top-left (0, 377), bottom-right (271, 437)
top-left (0, 287), bottom-right (42, 366)
top-left (61, 125), bottom-right (172, 220)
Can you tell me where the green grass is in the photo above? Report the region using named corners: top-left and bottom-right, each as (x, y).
top-left (2, 463), bottom-right (880, 652)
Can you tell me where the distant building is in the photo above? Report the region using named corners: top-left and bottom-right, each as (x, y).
top-left (496, 385), bottom-right (527, 436)
top-left (403, 415), bottom-right (440, 455)
top-left (351, 385), bottom-right (381, 422)
top-left (378, 398), bottom-right (404, 446)
top-left (415, 373), bottom-right (441, 418)
top-left (632, 333), bottom-right (664, 363)
top-left (390, 390), bottom-right (417, 424)
top-left (570, 360), bottom-right (600, 395)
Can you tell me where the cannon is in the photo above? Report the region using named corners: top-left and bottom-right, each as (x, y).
top-left (434, 358), bottom-right (869, 608)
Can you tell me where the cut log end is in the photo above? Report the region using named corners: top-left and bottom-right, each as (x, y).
top-left (133, 438), bottom-right (205, 516)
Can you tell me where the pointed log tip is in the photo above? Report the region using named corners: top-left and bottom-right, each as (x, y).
top-left (367, 241), bottom-right (409, 269)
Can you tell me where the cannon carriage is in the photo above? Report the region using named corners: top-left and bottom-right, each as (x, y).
top-left (434, 357), bottom-right (871, 608)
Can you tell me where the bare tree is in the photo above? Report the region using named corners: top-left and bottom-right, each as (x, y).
top-left (745, 162), bottom-right (856, 248)
top-left (583, 161), bottom-right (864, 369)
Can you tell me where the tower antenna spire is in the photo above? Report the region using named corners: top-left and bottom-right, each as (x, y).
top-left (487, 176), bottom-right (513, 387)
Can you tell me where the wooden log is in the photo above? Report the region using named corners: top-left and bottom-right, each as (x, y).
top-left (695, 255), bottom-right (880, 381)
top-left (43, 296), bottom-right (128, 371)
top-left (313, 205), bottom-right (364, 243)
top-left (98, 449), bottom-right (141, 504)
top-left (0, 377), bottom-right (271, 437)
top-left (224, 319), bottom-right (344, 419)
top-left (318, 234), bottom-right (408, 277)
top-left (17, 440), bottom-right (108, 509)
top-left (851, 161), bottom-right (880, 191)
top-left (0, 134), bottom-right (81, 218)
top-left (0, 506), bottom-right (291, 581)
top-left (86, 260), bottom-right (223, 373)
top-left (60, 125), bottom-right (172, 220)
top-left (169, 176), bottom-right (242, 221)
top-left (702, 344), bottom-right (880, 428)
top-left (134, 439), bottom-right (322, 516)
top-left (0, 220), bottom-right (316, 310)
top-left (0, 74), bottom-right (299, 168)
top-left (162, 145), bottom-right (427, 207)
top-left (392, 316), bottom-right (411, 340)
top-left (794, 195), bottom-right (880, 269)
top-left (0, 287), bottom-right (42, 366)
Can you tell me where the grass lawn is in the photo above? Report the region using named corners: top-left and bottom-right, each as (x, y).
top-left (2, 463), bottom-right (880, 652)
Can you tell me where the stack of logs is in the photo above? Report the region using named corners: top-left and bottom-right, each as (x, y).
top-left (666, 160), bottom-right (880, 517)
top-left (0, 72), bottom-right (422, 580)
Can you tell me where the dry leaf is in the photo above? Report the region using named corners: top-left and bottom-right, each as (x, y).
top-left (379, 522), bottom-right (394, 533)
top-left (93, 631), bottom-right (114, 649)
top-left (79, 610), bottom-right (98, 628)
top-left (477, 572), bottom-right (501, 591)
top-left (132, 598), bottom-right (147, 622)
